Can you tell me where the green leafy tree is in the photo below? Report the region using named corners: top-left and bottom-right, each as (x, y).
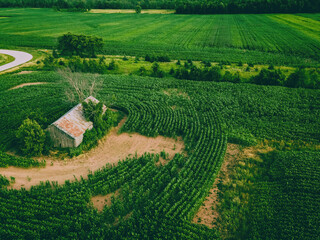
top-left (135, 4), bottom-right (142, 14)
top-left (16, 118), bottom-right (46, 156)
top-left (286, 68), bottom-right (308, 88)
top-left (57, 32), bottom-right (103, 57)
top-left (82, 100), bottom-right (104, 128)
top-left (252, 68), bottom-right (285, 86)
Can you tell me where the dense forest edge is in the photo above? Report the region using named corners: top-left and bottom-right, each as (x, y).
top-left (0, 0), bottom-right (319, 14)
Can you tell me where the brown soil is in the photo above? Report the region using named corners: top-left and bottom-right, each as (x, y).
top-left (91, 189), bottom-right (120, 211)
top-left (163, 88), bottom-right (190, 100)
top-left (193, 143), bottom-right (240, 228)
top-left (193, 143), bottom-right (273, 229)
top-left (9, 82), bottom-right (48, 90)
top-left (0, 118), bottom-right (184, 190)
top-left (16, 71), bottom-right (33, 75)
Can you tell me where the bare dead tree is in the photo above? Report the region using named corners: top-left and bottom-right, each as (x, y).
top-left (57, 67), bottom-right (102, 103)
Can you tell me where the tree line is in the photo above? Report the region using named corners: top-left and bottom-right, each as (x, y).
top-left (175, 0), bottom-right (320, 14)
top-left (0, 0), bottom-right (319, 14)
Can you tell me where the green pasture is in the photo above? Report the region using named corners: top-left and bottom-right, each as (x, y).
top-left (0, 8), bottom-right (319, 66)
top-left (0, 53), bottom-right (14, 66)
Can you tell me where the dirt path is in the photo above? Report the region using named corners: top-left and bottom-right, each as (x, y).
top-left (9, 82), bottom-right (48, 90)
top-left (193, 143), bottom-right (273, 229)
top-left (0, 118), bottom-right (184, 190)
top-left (193, 144), bottom-right (240, 228)
top-left (0, 50), bottom-right (33, 72)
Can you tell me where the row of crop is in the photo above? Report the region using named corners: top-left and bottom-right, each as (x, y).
top-left (248, 151), bottom-right (320, 239)
top-left (0, 72), bottom-right (319, 238)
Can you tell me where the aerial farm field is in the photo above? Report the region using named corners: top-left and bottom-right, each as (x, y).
top-left (0, 8), bottom-right (319, 240)
top-left (0, 9), bottom-right (320, 65)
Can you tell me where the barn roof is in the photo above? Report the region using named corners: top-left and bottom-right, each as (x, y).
top-left (51, 96), bottom-right (104, 139)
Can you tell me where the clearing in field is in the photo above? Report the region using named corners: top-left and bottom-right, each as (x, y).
top-left (9, 82), bottom-right (48, 90)
top-left (193, 143), bottom-right (273, 230)
top-left (0, 118), bottom-right (185, 190)
top-left (91, 189), bottom-right (120, 211)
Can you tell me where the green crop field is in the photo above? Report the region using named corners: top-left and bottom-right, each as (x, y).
top-left (249, 151), bottom-right (320, 239)
top-left (0, 72), bottom-right (319, 238)
top-left (0, 8), bottom-right (320, 66)
top-left (0, 7), bottom-right (320, 239)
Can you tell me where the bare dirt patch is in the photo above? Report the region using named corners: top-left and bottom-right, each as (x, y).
top-left (9, 82), bottom-right (48, 90)
top-left (91, 189), bottom-right (120, 211)
top-left (0, 118), bottom-right (184, 190)
top-left (163, 88), bottom-right (190, 100)
top-left (193, 143), bottom-right (273, 229)
top-left (193, 144), bottom-right (240, 228)
top-left (16, 71), bottom-right (33, 75)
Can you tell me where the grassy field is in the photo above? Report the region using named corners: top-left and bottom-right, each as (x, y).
top-left (0, 53), bottom-right (14, 66)
top-left (248, 151), bottom-right (320, 239)
top-left (0, 8), bottom-right (319, 66)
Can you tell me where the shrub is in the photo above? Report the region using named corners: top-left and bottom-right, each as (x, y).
top-left (108, 59), bottom-right (118, 70)
top-left (135, 4), bottom-right (142, 14)
top-left (82, 100), bottom-right (104, 127)
top-left (52, 49), bottom-right (59, 58)
top-left (151, 62), bottom-right (165, 78)
top-left (285, 67), bottom-right (320, 89)
top-left (16, 119), bottom-right (46, 156)
top-left (138, 66), bottom-right (147, 76)
top-left (268, 64), bottom-right (275, 70)
top-left (252, 68), bottom-right (285, 86)
top-left (0, 175), bottom-right (9, 188)
top-left (157, 55), bottom-right (170, 62)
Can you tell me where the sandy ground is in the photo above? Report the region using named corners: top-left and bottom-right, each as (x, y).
top-left (193, 144), bottom-right (240, 228)
top-left (91, 189), bottom-right (120, 211)
top-left (16, 71), bottom-right (34, 75)
top-left (0, 50), bottom-right (33, 72)
top-left (0, 118), bottom-right (184, 190)
top-left (9, 82), bottom-right (48, 90)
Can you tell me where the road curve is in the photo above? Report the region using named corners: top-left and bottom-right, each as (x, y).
top-left (0, 49), bottom-right (33, 72)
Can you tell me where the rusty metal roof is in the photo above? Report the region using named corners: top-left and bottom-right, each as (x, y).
top-left (52, 96), bottom-right (104, 139)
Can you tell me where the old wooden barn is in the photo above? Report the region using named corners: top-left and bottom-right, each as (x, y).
top-left (47, 96), bottom-right (105, 148)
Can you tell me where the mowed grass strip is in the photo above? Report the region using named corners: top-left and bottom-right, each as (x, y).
top-left (270, 14), bottom-right (320, 42)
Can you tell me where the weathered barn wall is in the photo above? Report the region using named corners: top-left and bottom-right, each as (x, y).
top-left (47, 125), bottom-right (77, 148)
top-left (48, 96), bottom-right (105, 148)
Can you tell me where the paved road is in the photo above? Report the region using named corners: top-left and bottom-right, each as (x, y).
top-left (0, 49), bottom-right (33, 72)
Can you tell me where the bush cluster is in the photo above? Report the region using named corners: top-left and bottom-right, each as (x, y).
top-left (252, 67), bottom-right (320, 89)
top-left (171, 63), bottom-right (241, 83)
top-left (43, 56), bottom-right (117, 74)
top-left (145, 54), bottom-right (171, 63)
top-left (16, 118), bottom-right (46, 156)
